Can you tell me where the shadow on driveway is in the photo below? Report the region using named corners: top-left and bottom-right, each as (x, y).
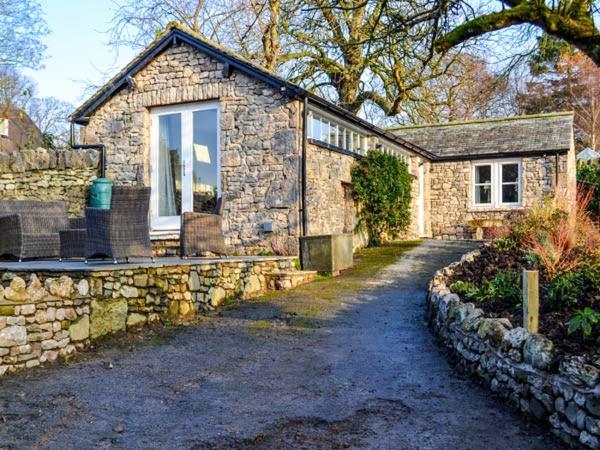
top-left (0, 240), bottom-right (565, 449)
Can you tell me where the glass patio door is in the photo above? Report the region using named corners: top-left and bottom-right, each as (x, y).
top-left (150, 102), bottom-right (220, 231)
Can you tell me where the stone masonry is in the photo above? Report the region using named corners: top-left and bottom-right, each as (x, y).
top-left (0, 256), bottom-right (297, 377)
top-left (429, 153), bottom-right (575, 239)
top-left (428, 248), bottom-right (600, 449)
top-left (0, 148), bottom-right (99, 216)
top-left (82, 43), bottom-right (302, 255)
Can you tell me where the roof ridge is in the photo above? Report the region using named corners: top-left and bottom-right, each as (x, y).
top-left (387, 111), bottom-right (574, 131)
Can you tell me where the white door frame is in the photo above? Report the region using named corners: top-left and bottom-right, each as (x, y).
top-left (417, 158), bottom-right (426, 237)
top-left (150, 101), bottom-right (221, 231)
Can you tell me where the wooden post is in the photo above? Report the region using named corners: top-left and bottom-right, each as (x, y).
top-left (523, 270), bottom-right (539, 333)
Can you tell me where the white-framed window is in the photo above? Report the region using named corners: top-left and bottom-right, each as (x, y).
top-left (472, 160), bottom-right (522, 207)
top-left (0, 118), bottom-right (8, 137)
top-left (307, 110), bottom-right (411, 164)
top-left (308, 112), bottom-right (369, 155)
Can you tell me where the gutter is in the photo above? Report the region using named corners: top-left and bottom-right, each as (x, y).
top-left (70, 122), bottom-right (107, 179)
top-left (432, 148), bottom-right (570, 163)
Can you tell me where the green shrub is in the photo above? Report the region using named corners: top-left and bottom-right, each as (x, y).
top-left (546, 261), bottom-right (600, 310)
top-left (547, 271), bottom-right (580, 308)
top-left (577, 163), bottom-right (600, 218)
top-left (450, 271), bottom-right (521, 304)
top-left (568, 307), bottom-right (600, 338)
top-left (491, 271), bottom-right (522, 304)
top-left (492, 236), bottom-right (519, 253)
top-left (351, 151), bottom-right (412, 246)
top-left (449, 280), bottom-right (475, 296)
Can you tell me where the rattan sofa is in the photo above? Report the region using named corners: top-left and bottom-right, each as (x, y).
top-left (0, 200), bottom-right (73, 261)
top-left (84, 186), bottom-right (153, 263)
top-left (180, 196), bottom-right (228, 257)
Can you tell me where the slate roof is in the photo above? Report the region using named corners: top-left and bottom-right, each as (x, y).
top-left (389, 113), bottom-right (574, 160)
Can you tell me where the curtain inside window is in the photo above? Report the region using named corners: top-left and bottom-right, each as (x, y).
top-left (158, 114), bottom-right (181, 217)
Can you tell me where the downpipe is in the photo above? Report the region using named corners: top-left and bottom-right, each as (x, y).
top-left (70, 122), bottom-right (106, 179)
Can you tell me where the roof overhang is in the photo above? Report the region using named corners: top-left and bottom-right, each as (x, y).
top-left (432, 148), bottom-right (570, 162)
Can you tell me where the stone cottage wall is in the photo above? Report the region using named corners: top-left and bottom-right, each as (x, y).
top-left (305, 143), bottom-right (423, 249)
top-left (428, 249), bottom-right (600, 449)
top-left (305, 143), bottom-right (366, 248)
top-left (82, 43), bottom-right (302, 255)
top-left (0, 257), bottom-right (295, 377)
top-left (428, 153), bottom-right (572, 239)
top-left (0, 148), bottom-right (99, 216)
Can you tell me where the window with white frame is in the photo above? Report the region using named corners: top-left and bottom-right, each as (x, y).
top-left (308, 112), bottom-right (368, 155)
top-left (472, 160), bottom-right (521, 207)
top-left (307, 111), bottom-right (412, 166)
top-left (0, 118), bottom-right (8, 137)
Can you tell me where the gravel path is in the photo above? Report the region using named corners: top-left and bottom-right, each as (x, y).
top-left (0, 240), bottom-right (564, 449)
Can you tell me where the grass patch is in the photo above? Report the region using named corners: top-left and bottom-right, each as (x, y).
top-left (287, 316), bottom-right (320, 331)
top-left (247, 319), bottom-right (275, 335)
top-left (254, 240), bottom-right (421, 319)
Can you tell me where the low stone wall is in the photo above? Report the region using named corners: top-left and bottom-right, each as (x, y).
top-left (427, 249), bottom-right (600, 449)
top-left (0, 148), bottom-right (99, 216)
top-left (0, 257), bottom-right (296, 377)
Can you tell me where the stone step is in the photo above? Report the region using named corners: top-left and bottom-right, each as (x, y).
top-left (265, 270), bottom-right (318, 290)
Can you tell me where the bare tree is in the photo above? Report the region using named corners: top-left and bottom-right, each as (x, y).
top-left (0, 0), bottom-right (48, 69)
top-left (108, 0), bottom-right (468, 119)
top-left (434, 0), bottom-right (600, 66)
top-left (279, 0), bottom-right (464, 117)
top-left (108, 0), bottom-right (245, 48)
top-left (0, 66), bottom-right (36, 108)
top-left (413, 53), bottom-right (513, 122)
top-left (0, 0), bottom-right (47, 118)
top-left (26, 97), bottom-right (74, 148)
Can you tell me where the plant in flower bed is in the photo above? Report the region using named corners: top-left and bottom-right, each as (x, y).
top-left (448, 188), bottom-right (600, 354)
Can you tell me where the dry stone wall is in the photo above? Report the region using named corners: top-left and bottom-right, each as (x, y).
top-left (83, 43), bottom-right (302, 254)
top-left (0, 257), bottom-right (295, 377)
top-left (428, 248), bottom-right (600, 449)
top-left (429, 154), bottom-right (573, 239)
top-left (0, 148), bottom-right (99, 216)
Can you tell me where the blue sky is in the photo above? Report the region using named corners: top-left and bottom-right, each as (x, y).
top-left (25, 0), bottom-right (137, 107)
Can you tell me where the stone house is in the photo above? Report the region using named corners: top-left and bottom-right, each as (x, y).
top-left (0, 106), bottom-right (43, 152)
top-left (391, 114), bottom-right (577, 239)
top-left (69, 23), bottom-right (575, 253)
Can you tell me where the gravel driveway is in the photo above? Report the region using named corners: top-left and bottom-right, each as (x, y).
top-left (0, 240), bottom-right (564, 449)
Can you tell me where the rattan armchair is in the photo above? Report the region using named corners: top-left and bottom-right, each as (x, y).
top-left (84, 186), bottom-right (153, 263)
top-left (180, 196), bottom-right (228, 258)
top-left (0, 200), bottom-right (69, 261)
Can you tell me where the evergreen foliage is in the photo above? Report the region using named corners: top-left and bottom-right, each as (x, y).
top-left (351, 151), bottom-right (412, 246)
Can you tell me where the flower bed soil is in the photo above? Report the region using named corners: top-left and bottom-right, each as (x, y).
top-left (446, 245), bottom-right (599, 355)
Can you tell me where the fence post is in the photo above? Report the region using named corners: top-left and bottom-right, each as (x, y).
top-left (523, 270), bottom-right (539, 333)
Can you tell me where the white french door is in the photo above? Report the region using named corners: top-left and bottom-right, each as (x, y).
top-left (150, 102), bottom-right (220, 231)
